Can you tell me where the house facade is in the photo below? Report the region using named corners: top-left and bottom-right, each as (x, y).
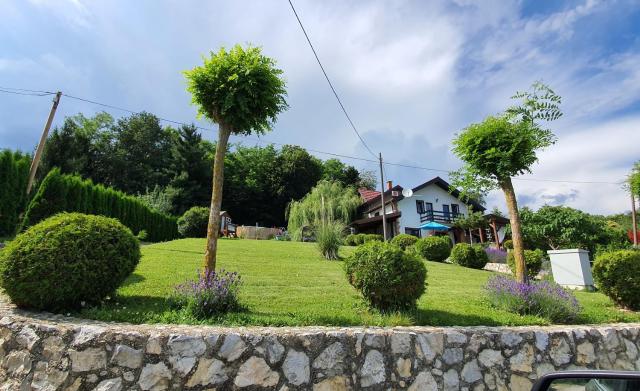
top-left (352, 177), bottom-right (487, 244)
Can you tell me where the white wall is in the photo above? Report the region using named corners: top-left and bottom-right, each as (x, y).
top-left (397, 184), bottom-right (469, 236)
top-left (366, 202), bottom-right (395, 218)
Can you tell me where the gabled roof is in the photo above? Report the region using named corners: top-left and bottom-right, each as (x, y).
top-left (358, 188), bottom-right (381, 202)
top-left (411, 176), bottom-right (485, 211)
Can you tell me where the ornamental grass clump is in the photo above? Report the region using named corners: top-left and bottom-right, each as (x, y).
top-left (169, 269), bottom-right (242, 319)
top-left (484, 275), bottom-right (580, 323)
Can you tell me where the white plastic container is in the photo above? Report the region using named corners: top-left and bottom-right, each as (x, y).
top-left (547, 249), bottom-right (594, 290)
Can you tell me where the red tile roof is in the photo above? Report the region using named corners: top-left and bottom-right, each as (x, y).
top-left (358, 188), bottom-right (380, 202)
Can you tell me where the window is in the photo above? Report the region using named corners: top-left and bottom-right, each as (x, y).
top-left (451, 204), bottom-right (459, 216)
top-left (416, 200), bottom-right (424, 214)
top-left (425, 202), bottom-right (433, 212)
top-left (443, 204), bottom-right (450, 220)
top-left (405, 228), bottom-right (421, 238)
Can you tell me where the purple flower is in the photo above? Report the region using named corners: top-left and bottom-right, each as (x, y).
top-left (169, 269), bottom-right (243, 319)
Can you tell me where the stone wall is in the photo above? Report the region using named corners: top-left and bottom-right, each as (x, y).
top-left (0, 306), bottom-right (639, 390)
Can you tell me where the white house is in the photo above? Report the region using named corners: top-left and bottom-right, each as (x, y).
top-left (352, 177), bottom-right (495, 244)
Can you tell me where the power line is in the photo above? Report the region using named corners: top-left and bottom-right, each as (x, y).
top-left (0, 87), bottom-right (626, 186)
top-left (0, 88), bottom-right (55, 97)
top-left (286, 0), bottom-right (377, 158)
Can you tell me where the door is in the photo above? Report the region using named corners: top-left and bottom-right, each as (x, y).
top-left (442, 204), bottom-right (450, 222)
top-left (451, 204), bottom-right (459, 218)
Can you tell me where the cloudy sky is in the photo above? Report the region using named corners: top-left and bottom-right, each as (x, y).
top-left (1, 0), bottom-right (639, 215)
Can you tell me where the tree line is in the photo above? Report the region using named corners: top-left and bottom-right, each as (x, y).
top-left (39, 112), bottom-right (376, 226)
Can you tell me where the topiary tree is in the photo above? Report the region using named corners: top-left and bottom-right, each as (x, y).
top-left (184, 45), bottom-right (288, 271)
top-left (0, 213), bottom-right (140, 310)
top-left (451, 82), bottom-right (561, 283)
top-left (390, 233), bottom-right (418, 250)
top-left (593, 249), bottom-right (640, 310)
top-left (344, 241), bottom-right (427, 310)
top-left (414, 236), bottom-right (451, 262)
top-left (177, 206), bottom-right (210, 238)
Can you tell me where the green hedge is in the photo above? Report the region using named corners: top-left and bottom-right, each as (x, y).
top-left (21, 168), bottom-right (178, 242)
top-left (0, 150), bottom-right (31, 236)
top-left (593, 249), bottom-right (640, 310)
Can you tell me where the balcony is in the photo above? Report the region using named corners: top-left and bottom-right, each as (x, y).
top-left (419, 210), bottom-right (463, 224)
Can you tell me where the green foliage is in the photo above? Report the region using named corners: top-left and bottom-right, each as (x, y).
top-left (184, 45), bottom-right (288, 135)
top-left (453, 210), bottom-right (487, 230)
top-left (177, 207), bottom-right (210, 238)
top-left (503, 239), bottom-right (514, 249)
top-left (315, 220), bottom-right (345, 260)
top-left (287, 181), bottom-right (361, 243)
top-left (629, 161), bottom-right (640, 198)
top-left (452, 115), bottom-right (556, 183)
top-left (450, 243), bottom-right (489, 269)
top-left (506, 81), bottom-right (563, 123)
top-left (344, 241), bottom-right (427, 310)
top-left (344, 234), bottom-right (358, 246)
top-left (137, 185), bottom-right (175, 215)
top-left (414, 236), bottom-right (451, 262)
top-left (0, 150), bottom-right (31, 236)
top-left (137, 230), bottom-right (149, 241)
top-left (363, 234), bottom-right (383, 243)
top-left (22, 169), bottom-right (178, 242)
top-left (0, 213), bottom-right (140, 310)
top-left (593, 250), bottom-right (640, 310)
top-left (516, 206), bottom-right (629, 255)
top-left (507, 249), bottom-right (545, 279)
top-left (390, 234), bottom-right (419, 250)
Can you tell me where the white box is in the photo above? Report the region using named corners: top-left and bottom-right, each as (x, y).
top-left (548, 249), bottom-right (594, 290)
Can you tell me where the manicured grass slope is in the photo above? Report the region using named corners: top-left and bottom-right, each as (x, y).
top-left (81, 239), bottom-right (640, 327)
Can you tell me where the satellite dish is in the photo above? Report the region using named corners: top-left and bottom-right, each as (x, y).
top-left (402, 188), bottom-right (413, 198)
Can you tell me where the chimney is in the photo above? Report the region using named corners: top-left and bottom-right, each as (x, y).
top-left (386, 180), bottom-right (393, 191)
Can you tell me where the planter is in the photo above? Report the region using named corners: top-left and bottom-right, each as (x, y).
top-left (548, 249), bottom-right (594, 290)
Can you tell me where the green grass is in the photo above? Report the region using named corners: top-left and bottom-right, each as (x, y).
top-left (79, 238), bottom-right (640, 327)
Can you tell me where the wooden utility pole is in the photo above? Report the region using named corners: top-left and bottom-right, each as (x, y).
top-left (632, 192), bottom-right (638, 247)
top-left (379, 153), bottom-right (388, 241)
top-left (26, 91), bottom-right (62, 194)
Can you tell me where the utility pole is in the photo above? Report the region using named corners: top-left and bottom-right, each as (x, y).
top-left (26, 91), bottom-right (62, 195)
top-left (379, 152), bottom-right (388, 241)
top-left (632, 192), bottom-right (638, 247)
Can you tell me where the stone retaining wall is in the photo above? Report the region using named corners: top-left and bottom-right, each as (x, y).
top-left (0, 306), bottom-right (639, 391)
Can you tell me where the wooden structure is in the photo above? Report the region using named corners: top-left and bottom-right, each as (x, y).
top-left (220, 211), bottom-right (237, 238)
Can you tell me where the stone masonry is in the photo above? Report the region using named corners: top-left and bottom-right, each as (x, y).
top-left (0, 303), bottom-right (639, 390)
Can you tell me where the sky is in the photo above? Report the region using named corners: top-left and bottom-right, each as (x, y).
top-left (1, 0), bottom-right (639, 215)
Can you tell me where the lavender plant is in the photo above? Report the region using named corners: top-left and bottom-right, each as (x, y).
top-left (485, 275), bottom-right (581, 323)
top-left (168, 269), bottom-right (242, 319)
top-left (484, 247), bottom-right (507, 263)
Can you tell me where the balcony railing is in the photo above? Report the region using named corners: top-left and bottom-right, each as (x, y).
top-left (419, 210), bottom-right (463, 224)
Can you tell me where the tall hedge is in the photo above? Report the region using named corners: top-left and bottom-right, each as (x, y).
top-left (21, 168), bottom-right (178, 242)
top-left (0, 150), bottom-right (31, 236)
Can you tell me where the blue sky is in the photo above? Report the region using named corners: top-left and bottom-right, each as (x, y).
top-left (1, 0), bottom-right (639, 215)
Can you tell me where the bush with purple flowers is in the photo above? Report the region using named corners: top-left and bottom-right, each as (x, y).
top-left (168, 269), bottom-right (242, 319)
top-left (484, 275), bottom-right (581, 323)
top-left (484, 247), bottom-right (507, 263)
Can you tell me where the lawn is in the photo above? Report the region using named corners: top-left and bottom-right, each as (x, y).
top-left (79, 238), bottom-right (640, 327)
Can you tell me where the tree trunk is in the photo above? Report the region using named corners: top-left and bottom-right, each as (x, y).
top-left (204, 123), bottom-right (232, 271)
top-left (500, 177), bottom-right (528, 284)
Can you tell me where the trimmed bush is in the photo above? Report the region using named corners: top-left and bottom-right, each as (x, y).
top-left (21, 168), bottom-right (178, 242)
top-left (363, 234), bottom-right (383, 243)
top-left (344, 241), bottom-right (427, 310)
top-left (177, 206), bottom-right (209, 238)
top-left (450, 243), bottom-right (489, 269)
top-left (0, 213), bottom-right (140, 310)
top-left (353, 234), bottom-right (367, 245)
top-left (593, 250), bottom-right (640, 310)
top-left (390, 234), bottom-right (418, 250)
top-left (0, 150), bottom-right (31, 236)
top-left (344, 234), bottom-right (358, 246)
top-left (503, 239), bottom-right (513, 249)
top-left (507, 249), bottom-right (545, 279)
top-left (414, 236), bottom-right (451, 262)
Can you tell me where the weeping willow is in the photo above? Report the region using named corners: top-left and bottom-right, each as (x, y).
top-left (286, 181), bottom-right (361, 258)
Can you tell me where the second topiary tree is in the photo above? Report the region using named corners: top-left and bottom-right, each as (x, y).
top-left (414, 236), bottom-right (451, 262)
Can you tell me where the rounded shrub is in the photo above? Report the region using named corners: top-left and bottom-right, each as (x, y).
top-left (344, 234), bottom-right (358, 246)
top-left (507, 249), bottom-right (545, 279)
top-left (344, 241), bottom-right (427, 310)
top-left (593, 250), bottom-right (640, 310)
top-left (414, 236), bottom-right (451, 262)
top-left (390, 234), bottom-right (418, 251)
top-left (449, 243), bottom-right (488, 269)
top-left (363, 234), bottom-right (383, 243)
top-left (503, 239), bottom-right (513, 250)
top-left (177, 206), bottom-right (209, 238)
top-left (0, 213), bottom-right (140, 310)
